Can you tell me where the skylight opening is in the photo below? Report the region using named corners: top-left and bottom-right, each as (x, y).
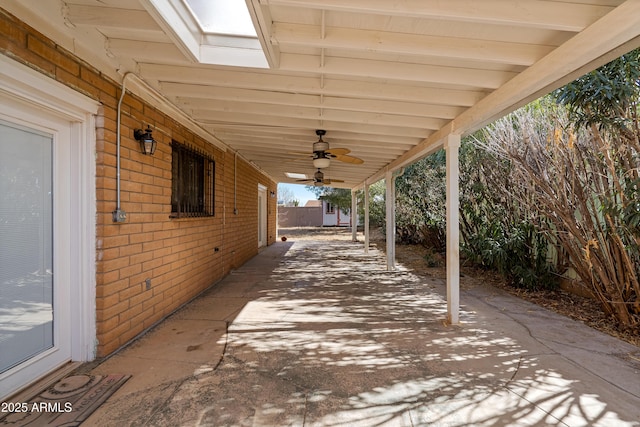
top-left (285, 172), bottom-right (308, 180)
top-left (183, 0), bottom-right (257, 37)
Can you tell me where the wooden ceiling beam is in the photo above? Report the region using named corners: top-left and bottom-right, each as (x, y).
top-left (171, 87), bottom-right (463, 119)
top-left (272, 23), bottom-right (554, 66)
top-left (158, 78), bottom-right (485, 107)
top-left (261, 0), bottom-right (614, 32)
top-left (280, 53), bottom-right (516, 89)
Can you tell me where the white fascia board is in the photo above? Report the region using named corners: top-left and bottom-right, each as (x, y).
top-left (140, 0), bottom-right (201, 63)
top-left (247, 0), bottom-right (281, 68)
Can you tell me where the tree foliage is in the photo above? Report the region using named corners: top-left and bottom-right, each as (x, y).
top-left (459, 130), bottom-right (558, 290)
top-left (306, 186), bottom-right (352, 213)
top-left (554, 48), bottom-right (640, 135)
top-left (364, 48), bottom-right (640, 330)
top-left (277, 185), bottom-right (299, 206)
top-left (360, 181), bottom-right (386, 227)
top-left (395, 151), bottom-right (446, 249)
top-left (478, 99), bottom-right (640, 329)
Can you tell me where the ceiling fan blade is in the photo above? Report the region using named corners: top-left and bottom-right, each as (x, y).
top-left (325, 147), bottom-right (350, 156)
top-left (334, 154), bottom-right (364, 165)
top-left (323, 179), bottom-right (345, 184)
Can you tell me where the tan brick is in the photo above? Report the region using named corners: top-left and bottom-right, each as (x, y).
top-left (129, 251), bottom-right (153, 266)
top-left (121, 182), bottom-right (143, 195)
top-left (97, 339), bottom-right (120, 358)
top-left (119, 263), bottom-right (142, 279)
top-left (27, 35), bottom-right (79, 76)
top-left (130, 192), bottom-right (153, 204)
top-left (119, 283), bottom-right (143, 301)
top-left (142, 293), bottom-right (164, 312)
top-left (123, 93), bottom-right (144, 114)
top-left (130, 170), bottom-right (154, 185)
top-left (119, 243), bottom-right (143, 257)
top-left (118, 322), bottom-right (145, 346)
top-left (153, 296), bottom-right (176, 315)
top-left (128, 309), bottom-right (155, 332)
top-left (143, 106), bottom-right (166, 125)
top-left (130, 232), bottom-right (154, 244)
top-left (152, 263), bottom-right (172, 279)
top-left (101, 300), bottom-right (130, 321)
top-left (98, 320), bottom-right (131, 352)
top-left (119, 301), bottom-right (144, 323)
top-left (80, 66), bottom-right (111, 94)
top-left (96, 292), bottom-right (119, 311)
top-left (0, 10), bottom-right (27, 45)
top-left (128, 290), bottom-right (152, 310)
top-left (141, 184), bottom-right (163, 196)
top-left (142, 258), bottom-right (163, 272)
top-left (97, 314), bottom-right (121, 337)
top-left (102, 257), bottom-right (130, 273)
top-left (143, 313), bottom-right (163, 330)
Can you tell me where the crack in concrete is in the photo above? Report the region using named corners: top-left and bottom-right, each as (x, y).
top-left (212, 320), bottom-right (230, 371)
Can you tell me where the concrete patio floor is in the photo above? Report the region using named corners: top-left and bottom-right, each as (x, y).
top-left (84, 228), bottom-right (640, 426)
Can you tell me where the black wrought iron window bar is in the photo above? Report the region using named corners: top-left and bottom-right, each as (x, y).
top-left (170, 141), bottom-right (215, 218)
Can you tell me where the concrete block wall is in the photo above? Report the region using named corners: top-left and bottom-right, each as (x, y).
top-left (278, 206), bottom-right (323, 227)
top-left (0, 8), bottom-right (277, 357)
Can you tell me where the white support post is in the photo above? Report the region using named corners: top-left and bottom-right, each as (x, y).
top-left (364, 183), bottom-right (370, 254)
top-left (385, 170), bottom-right (396, 271)
top-left (351, 189), bottom-right (358, 241)
top-left (445, 134), bottom-right (461, 324)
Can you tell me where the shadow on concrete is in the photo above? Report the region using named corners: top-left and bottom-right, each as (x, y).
top-left (88, 229), bottom-right (640, 426)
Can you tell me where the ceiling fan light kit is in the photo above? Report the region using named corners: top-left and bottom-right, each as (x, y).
top-left (312, 130), bottom-right (330, 168)
top-left (296, 168), bottom-right (346, 186)
top-left (290, 130), bottom-right (364, 185)
top-left (312, 155), bottom-right (331, 169)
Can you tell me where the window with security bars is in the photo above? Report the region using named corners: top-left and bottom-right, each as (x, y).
top-left (171, 141), bottom-right (215, 218)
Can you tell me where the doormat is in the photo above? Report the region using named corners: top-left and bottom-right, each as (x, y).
top-left (0, 374), bottom-right (130, 426)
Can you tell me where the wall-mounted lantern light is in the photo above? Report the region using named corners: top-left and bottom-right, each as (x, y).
top-left (134, 125), bottom-right (157, 155)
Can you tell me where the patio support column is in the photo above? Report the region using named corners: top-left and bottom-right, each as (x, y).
top-left (351, 189), bottom-right (358, 241)
top-left (364, 182), bottom-right (370, 254)
top-left (385, 170), bottom-right (396, 271)
top-left (445, 133), bottom-right (461, 324)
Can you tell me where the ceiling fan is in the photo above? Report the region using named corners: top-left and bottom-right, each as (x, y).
top-left (296, 169), bottom-right (345, 186)
top-left (290, 130), bottom-right (364, 168)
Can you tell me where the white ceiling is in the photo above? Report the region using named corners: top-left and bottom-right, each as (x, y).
top-left (5, 0), bottom-right (640, 188)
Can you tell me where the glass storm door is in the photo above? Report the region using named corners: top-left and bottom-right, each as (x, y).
top-left (0, 120), bottom-right (54, 375)
top-left (0, 55), bottom-right (97, 400)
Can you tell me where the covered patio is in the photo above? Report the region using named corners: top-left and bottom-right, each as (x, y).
top-left (4, 0), bottom-right (640, 328)
top-left (84, 228), bottom-right (640, 426)
top-left (3, 0), bottom-right (640, 412)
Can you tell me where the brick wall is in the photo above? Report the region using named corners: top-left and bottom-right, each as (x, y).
top-left (0, 8), bottom-right (277, 356)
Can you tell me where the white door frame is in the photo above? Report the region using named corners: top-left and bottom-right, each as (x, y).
top-left (0, 55), bottom-right (98, 399)
top-left (258, 184), bottom-right (267, 248)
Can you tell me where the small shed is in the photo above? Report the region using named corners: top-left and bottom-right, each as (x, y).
top-left (321, 201), bottom-right (352, 227)
top-left (277, 200), bottom-right (354, 227)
